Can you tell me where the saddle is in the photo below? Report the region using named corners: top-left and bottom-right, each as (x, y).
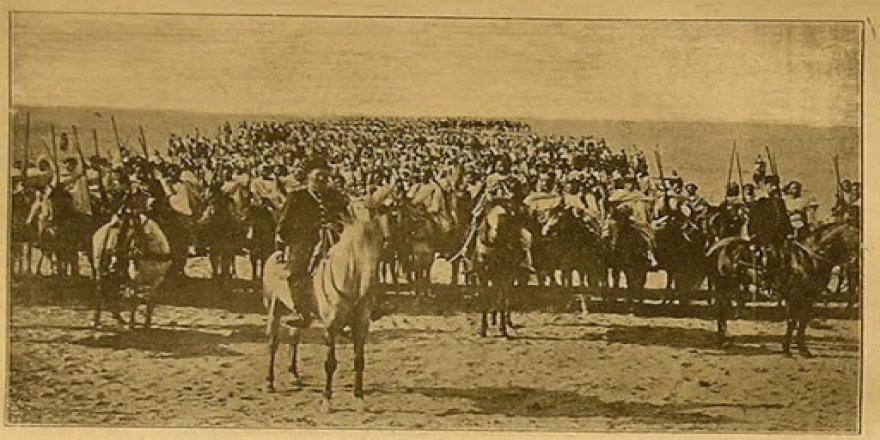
top-left (307, 225), bottom-right (340, 275)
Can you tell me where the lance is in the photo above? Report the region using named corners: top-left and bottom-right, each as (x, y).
top-left (110, 115), bottom-right (124, 159)
top-left (735, 149), bottom-right (745, 201)
top-left (49, 124), bottom-right (60, 177)
top-left (834, 154), bottom-right (843, 205)
top-left (71, 125), bottom-right (87, 173)
top-left (93, 128), bottom-right (109, 206)
top-left (654, 147), bottom-right (668, 207)
top-left (764, 145), bottom-right (779, 177)
top-left (138, 125), bottom-right (150, 159)
top-left (71, 125), bottom-right (94, 209)
top-left (725, 140), bottom-right (736, 198)
top-left (23, 111), bottom-right (31, 181)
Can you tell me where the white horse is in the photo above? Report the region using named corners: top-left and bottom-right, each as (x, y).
top-left (262, 197), bottom-right (390, 412)
top-left (92, 212), bottom-right (172, 329)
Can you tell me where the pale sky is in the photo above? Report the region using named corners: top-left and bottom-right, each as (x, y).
top-left (12, 13), bottom-right (861, 126)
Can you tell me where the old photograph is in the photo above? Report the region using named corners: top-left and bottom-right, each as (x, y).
top-left (6, 11), bottom-right (863, 433)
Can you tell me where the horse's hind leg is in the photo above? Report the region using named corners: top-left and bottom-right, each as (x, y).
top-left (287, 328), bottom-right (303, 386)
top-left (265, 313), bottom-right (282, 392)
top-left (129, 299), bottom-right (139, 330)
top-left (321, 331), bottom-right (338, 413)
top-left (93, 281), bottom-right (104, 328)
top-left (716, 287), bottom-right (730, 347)
top-left (144, 301), bottom-right (155, 330)
top-left (796, 302), bottom-right (814, 357)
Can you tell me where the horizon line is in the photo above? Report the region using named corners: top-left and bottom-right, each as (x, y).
top-left (11, 102), bottom-right (861, 130)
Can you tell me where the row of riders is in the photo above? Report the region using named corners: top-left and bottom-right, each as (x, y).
top-left (11, 118), bottom-right (860, 353)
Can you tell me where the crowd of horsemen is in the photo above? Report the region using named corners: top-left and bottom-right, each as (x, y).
top-left (11, 117), bottom-right (862, 325)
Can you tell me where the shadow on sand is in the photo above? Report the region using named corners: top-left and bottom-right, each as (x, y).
top-left (409, 386), bottom-right (784, 424)
top-left (585, 325), bottom-right (858, 357)
top-left (73, 328), bottom-right (244, 358)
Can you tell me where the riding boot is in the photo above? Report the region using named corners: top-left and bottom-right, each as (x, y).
top-left (285, 277), bottom-right (314, 328)
top-left (520, 248), bottom-right (537, 274)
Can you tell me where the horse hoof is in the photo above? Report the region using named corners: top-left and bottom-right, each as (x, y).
top-left (799, 349), bottom-right (814, 358)
top-left (290, 375), bottom-right (303, 387)
top-left (354, 397), bottom-right (367, 413)
top-left (265, 383), bottom-right (276, 393)
top-left (320, 398), bottom-right (333, 413)
top-left (782, 350), bottom-right (793, 358)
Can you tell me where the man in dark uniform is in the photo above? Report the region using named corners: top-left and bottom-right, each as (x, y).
top-left (275, 159), bottom-right (348, 327)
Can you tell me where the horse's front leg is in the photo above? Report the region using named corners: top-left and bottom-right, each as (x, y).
top-left (352, 313), bottom-right (370, 411)
top-left (93, 279), bottom-right (105, 328)
top-left (321, 331), bottom-right (338, 413)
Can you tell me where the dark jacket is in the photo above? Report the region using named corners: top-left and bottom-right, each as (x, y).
top-left (275, 187), bottom-right (346, 247)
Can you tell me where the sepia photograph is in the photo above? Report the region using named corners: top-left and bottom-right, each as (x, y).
top-left (4, 5), bottom-right (867, 434)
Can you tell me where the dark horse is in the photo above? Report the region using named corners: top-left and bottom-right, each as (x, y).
top-left (654, 213), bottom-right (710, 304)
top-left (473, 203), bottom-right (527, 338)
top-left (197, 186), bottom-right (246, 283)
top-left (537, 205), bottom-right (608, 311)
top-left (244, 197), bottom-right (277, 283)
top-left (708, 223), bottom-right (852, 356)
top-left (32, 184), bottom-right (96, 279)
top-left (604, 207), bottom-right (652, 307)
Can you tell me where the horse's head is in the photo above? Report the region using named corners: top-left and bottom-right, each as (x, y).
top-left (805, 222), bottom-right (860, 268)
top-left (343, 197), bottom-right (392, 248)
top-left (481, 204), bottom-right (519, 249)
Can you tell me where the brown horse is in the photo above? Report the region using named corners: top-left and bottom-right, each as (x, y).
top-left (708, 226), bottom-right (847, 356)
top-left (654, 214), bottom-right (710, 305)
top-left (537, 205), bottom-right (608, 310)
top-left (197, 186), bottom-right (246, 284)
top-left (262, 198), bottom-right (390, 412)
top-left (92, 212), bottom-right (173, 329)
top-left (31, 184), bottom-right (96, 279)
top-left (807, 222), bottom-right (860, 312)
top-left (244, 198), bottom-right (277, 283)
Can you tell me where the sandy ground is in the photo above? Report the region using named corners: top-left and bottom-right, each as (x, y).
top-left (6, 253), bottom-right (861, 432)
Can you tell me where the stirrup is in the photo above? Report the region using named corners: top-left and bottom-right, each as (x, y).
top-left (285, 312), bottom-right (312, 328)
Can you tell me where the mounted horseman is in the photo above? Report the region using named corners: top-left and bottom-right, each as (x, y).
top-left (275, 159), bottom-right (349, 328)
